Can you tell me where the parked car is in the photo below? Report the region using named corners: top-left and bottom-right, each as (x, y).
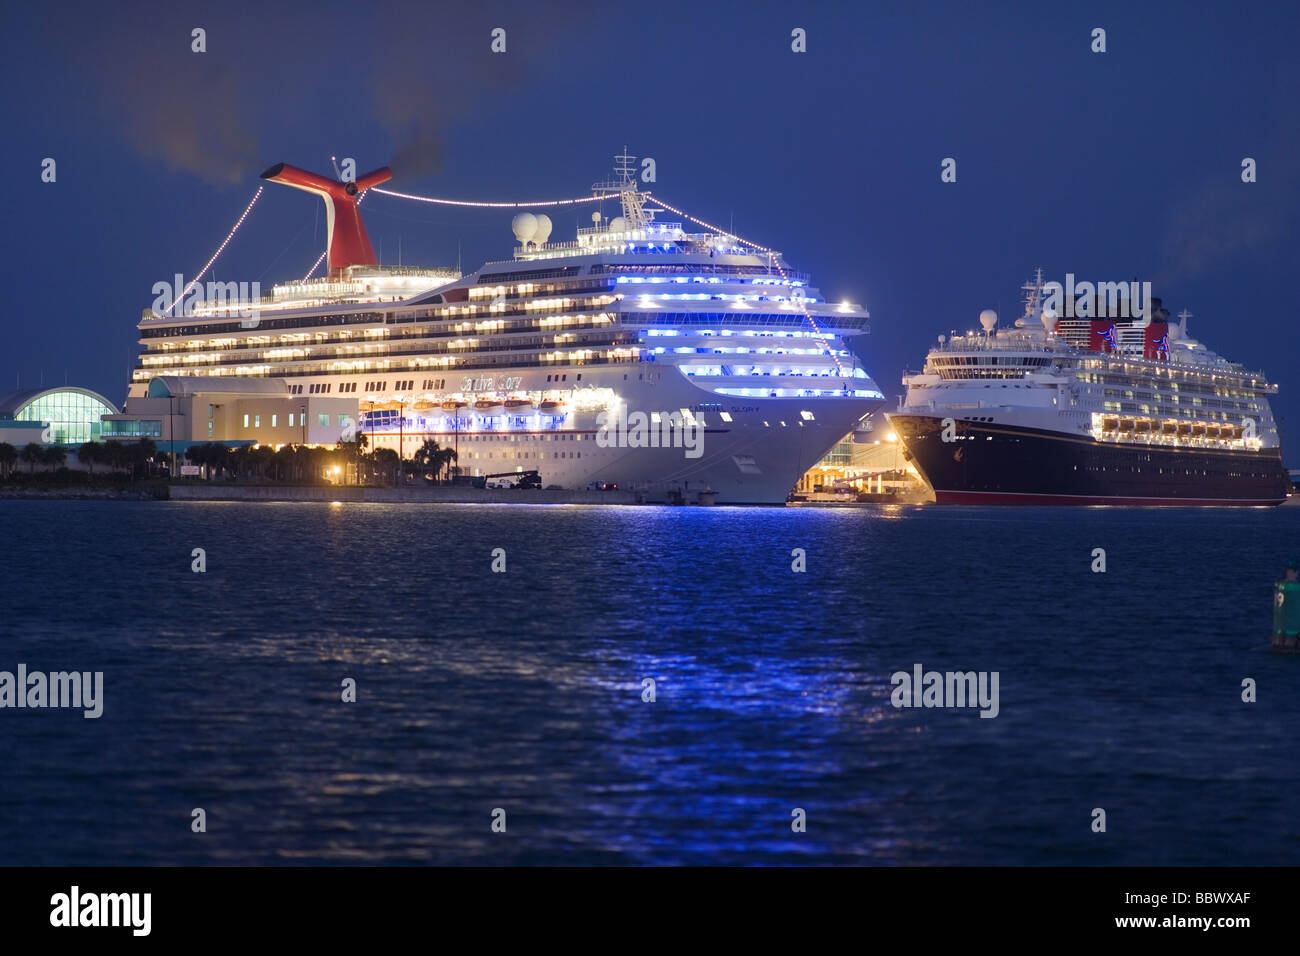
top-left (586, 480), bottom-right (618, 491)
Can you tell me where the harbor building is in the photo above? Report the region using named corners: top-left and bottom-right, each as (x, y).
top-left (0, 386), bottom-right (119, 445)
top-left (102, 377), bottom-right (358, 452)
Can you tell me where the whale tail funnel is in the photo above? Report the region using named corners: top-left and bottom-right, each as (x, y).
top-left (260, 163), bottom-right (393, 276)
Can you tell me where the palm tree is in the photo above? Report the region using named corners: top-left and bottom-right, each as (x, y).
top-left (103, 441), bottom-right (128, 475)
top-left (370, 447), bottom-right (400, 486)
top-left (135, 438), bottom-right (156, 480)
top-left (78, 441), bottom-right (101, 475)
top-left (413, 438), bottom-right (458, 482)
top-left (187, 442), bottom-right (226, 479)
top-left (250, 444), bottom-right (276, 481)
top-left (42, 446), bottom-right (67, 470)
top-left (21, 442), bottom-right (42, 473)
top-left (0, 442), bottom-right (16, 479)
top-left (336, 429), bottom-right (368, 484)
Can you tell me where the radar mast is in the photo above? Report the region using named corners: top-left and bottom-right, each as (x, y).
top-left (592, 147), bottom-right (659, 229)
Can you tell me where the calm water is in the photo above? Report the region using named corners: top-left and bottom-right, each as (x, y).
top-left (1, 500), bottom-right (1298, 865)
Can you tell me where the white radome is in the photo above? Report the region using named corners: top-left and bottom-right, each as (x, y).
top-left (512, 213), bottom-right (538, 244)
top-left (532, 214), bottom-right (553, 245)
top-left (979, 309), bottom-right (998, 332)
top-left (608, 216), bottom-right (628, 234)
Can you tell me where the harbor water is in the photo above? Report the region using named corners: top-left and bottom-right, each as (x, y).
top-left (2, 500), bottom-right (1298, 865)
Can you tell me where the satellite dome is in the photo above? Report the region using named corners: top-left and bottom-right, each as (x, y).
top-left (979, 309), bottom-right (998, 332)
top-left (532, 214), bottom-right (553, 245)
top-left (938, 334), bottom-right (947, 344)
top-left (608, 216), bottom-right (628, 234)
top-left (1041, 308), bottom-right (1058, 333)
top-left (512, 213), bottom-right (538, 244)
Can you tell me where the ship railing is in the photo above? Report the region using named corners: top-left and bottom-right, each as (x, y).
top-left (931, 336), bottom-right (1273, 382)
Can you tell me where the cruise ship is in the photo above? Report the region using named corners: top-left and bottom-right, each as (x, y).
top-left (888, 271), bottom-right (1288, 505)
top-left (127, 153), bottom-right (882, 503)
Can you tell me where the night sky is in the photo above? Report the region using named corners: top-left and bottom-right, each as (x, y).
top-left (6, 1), bottom-right (1298, 459)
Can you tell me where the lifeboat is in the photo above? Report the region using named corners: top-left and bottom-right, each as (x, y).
top-left (538, 400), bottom-right (565, 417)
top-left (1176, 423), bottom-right (1192, 437)
top-left (441, 400), bottom-right (469, 417)
top-left (411, 400), bottom-right (435, 411)
top-left (1161, 422), bottom-right (1177, 435)
top-left (474, 398), bottom-right (504, 412)
top-left (1135, 420), bottom-right (1151, 433)
top-left (1102, 417), bottom-right (1119, 431)
top-left (1119, 418), bottom-right (1136, 433)
top-left (1191, 423), bottom-right (1206, 437)
top-left (1231, 425), bottom-right (1245, 440)
top-left (504, 398), bottom-right (536, 413)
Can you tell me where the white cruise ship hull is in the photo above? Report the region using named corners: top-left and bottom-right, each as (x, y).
top-left (367, 366), bottom-right (879, 503)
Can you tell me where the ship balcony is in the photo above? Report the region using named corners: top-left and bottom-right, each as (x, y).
top-left (1091, 412), bottom-right (1262, 449)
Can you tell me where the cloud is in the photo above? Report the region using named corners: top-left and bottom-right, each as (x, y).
top-left (33, 0), bottom-right (582, 184)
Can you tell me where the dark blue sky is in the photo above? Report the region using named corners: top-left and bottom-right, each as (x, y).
top-left (6, 1), bottom-right (1299, 458)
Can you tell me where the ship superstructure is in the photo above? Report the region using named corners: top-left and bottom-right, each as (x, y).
top-left (888, 270), bottom-right (1287, 505)
top-left (127, 153), bottom-right (883, 502)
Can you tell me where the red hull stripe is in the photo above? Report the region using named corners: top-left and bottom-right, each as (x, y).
top-left (935, 489), bottom-right (1285, 507)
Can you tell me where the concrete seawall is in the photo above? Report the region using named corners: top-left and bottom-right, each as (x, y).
top-left (167, 483), bottom-right (641, 505)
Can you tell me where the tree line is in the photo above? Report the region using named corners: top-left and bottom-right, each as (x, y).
top-left (0, 434), bottom-right (456, 486)
top-left (0, 439), bottom-right (159, 480)
top-left (183, 433), bottom-right (457, 485)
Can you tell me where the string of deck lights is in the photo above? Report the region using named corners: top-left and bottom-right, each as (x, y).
top-left (171, 179), bottom-right (852, 378)
top-left (302, 250), bottom-right (326, 281)
top-left (370, 187), bottom-right (603, 209)
top-left (653, 194), bottom-right (847, 375)
top-left (362, 186), bottom-right (845, 373)
top-left (165, 186), bottom-right (264, 315)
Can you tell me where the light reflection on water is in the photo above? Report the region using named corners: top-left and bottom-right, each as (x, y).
top-left (1, 500), bottom-right (1299, 864)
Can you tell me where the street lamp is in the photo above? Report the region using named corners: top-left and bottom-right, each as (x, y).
top-left (169, 394), bottom-right (175, 477)
top-left (396, 397), bottom-right (406, 480)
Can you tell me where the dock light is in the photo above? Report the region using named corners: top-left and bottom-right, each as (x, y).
top-left (885, 432), bottom-right (897, 442)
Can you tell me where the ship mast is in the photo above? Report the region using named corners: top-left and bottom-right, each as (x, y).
top-left (592, 147), bottom-right (658, 229)
top-left (1021, 266), bottom-right (1046, 322)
